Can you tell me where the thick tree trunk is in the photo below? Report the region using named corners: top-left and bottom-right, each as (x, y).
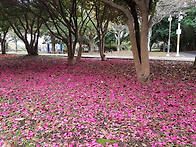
top-left (1, 40), bottom-right (6, 54)
top-left (68, 57), bottom-right (74, 65)
top-left (67, 45), bottom-right (75, 65)
top-left (66, 30), bottom-right (77, 65)
top-left (26, 43), bottom-right (38, 56)
top-left (97, 0), bottom-right (150, 82)
top-left (127, 16), bottom-right (150, 82)
top-left (139, 5), bottom-right (150, 82)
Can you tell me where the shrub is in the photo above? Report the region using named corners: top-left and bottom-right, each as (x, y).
top-left (104, 45), bottom-right (117, 52)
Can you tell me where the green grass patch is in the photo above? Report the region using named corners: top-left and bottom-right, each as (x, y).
top-left (96, 138), bottom-right (117, 146)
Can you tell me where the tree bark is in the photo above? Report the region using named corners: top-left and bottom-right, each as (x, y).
top-left (193, 56), bottom-right (196, 69)
top-left (25, 41), bottom-right (39, 56)
top-left (67, 30), bottom-right (76, 65)
top-left (1, 40), bottom-right (6, 54)
top-left (68, 52), bottom-right (75, 65)
top-left (67, 48), bottom-right (75, 65)
top-left (99, 35), bottom-right (106, 61)
top-left (51, 33), bottom-right (56, 53)
top-left (26, 45), bottom-right (38, 56)
top-left (148, 27), bottom-right (152, 51)
top-left (0, 31), bottom-right (8, 54)
top-left (138, 3), bottom-right (150, 82)
top-left (117, 35), bottom-right (121, 54)
top-left (89, 40), bottom-right (94, 52)
top-left (15, 40), bottom-right (18, 52)
top-left (76, 37), bottom-right (83, 62)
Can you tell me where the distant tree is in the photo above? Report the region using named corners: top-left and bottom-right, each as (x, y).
top-left (33, 0), bottom-right (91, 65)
top-left (181, 7), bottom-right (196, 51)
top-left (87, 1), bottom-right (123, 60)
top-left (85, 23), bottom-right (98, 52)
top-left (87, 1), bottom-right (110, 61)
top-left (8, 30), bottom-right (21, 52)
top-left (110, 22), bottom-right (129, 54)
top-left (76, 2), bottom-right (92, 61)
top-left (0, 12), bottom-right (10, 54)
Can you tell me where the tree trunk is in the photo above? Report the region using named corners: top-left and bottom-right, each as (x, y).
top-left (67, 43), bottom-right (75, 65)
top-left (25, 43), bottom-right (38, 56)
top-left (127, 14), bottom-right (150, 82)
top-left (193, 56), bottom-right (196, 69)
top-left (99, 35), bottom-right (106, 61)
top-left (15, 40), bottom-right (18, 52)
top-left (89, 39), bottom-right (95, 53)
top-left (51, 33), bottom-right (55, 53)
top-left (148, 27), bottom-right (152, 51)
top-left (117, 35), bottom-right (121, 54)
top-left (67, 44), bottom-right (74, 65)
top-left (139, 4), bottom-right (150, 82)
top-left (96, 0), bottom-right (150, 82)
top-left (89, 40), bottom-right (93, 52)
top-left (76, 37), bottom-right (83, 62)
top-left (1, 40), bottom-right (6, 54)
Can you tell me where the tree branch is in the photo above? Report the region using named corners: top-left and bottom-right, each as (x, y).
top-left (98, 0), bottom-right (133, 21)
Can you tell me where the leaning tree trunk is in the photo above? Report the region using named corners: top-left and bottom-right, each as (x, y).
top-left (127, 12), bottom-right (150, 82)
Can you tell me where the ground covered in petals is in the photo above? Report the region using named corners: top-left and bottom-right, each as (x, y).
top-left (0, 55), bottom-right (195, 147)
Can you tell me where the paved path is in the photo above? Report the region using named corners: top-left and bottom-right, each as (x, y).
top-left (5, 51), bottom-right (196, 62)
top-left (180, 52), bottom-right (196, 58)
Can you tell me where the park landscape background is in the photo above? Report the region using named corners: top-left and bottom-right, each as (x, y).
top-left (0, 54), bottom-right (195, 147)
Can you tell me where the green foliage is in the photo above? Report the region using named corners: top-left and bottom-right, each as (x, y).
top-left (181, 7), bottom-right (196, 51)
top-left (151, 16), bottom-right (177, 51)
top-left (105, 32), bottom-right (116, 45)
top-left (0, 14), bottom-right (10, 33)
top-left (105, 44), bottom-right (117, 52)
top-left (151, 7), bottom-right (196, 51)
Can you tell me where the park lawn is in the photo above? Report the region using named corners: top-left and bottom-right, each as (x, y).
top-left (0, 55), bottom-right (195, 147)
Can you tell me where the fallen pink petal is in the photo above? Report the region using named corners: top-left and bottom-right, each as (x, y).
top-left (0, 55), bottom-right (195, 146)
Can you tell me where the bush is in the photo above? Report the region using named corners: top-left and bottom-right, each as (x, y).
top-left (104, 45), bottom-right (117, 53)
top-left (63, 48), bottom-right (67, 52)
